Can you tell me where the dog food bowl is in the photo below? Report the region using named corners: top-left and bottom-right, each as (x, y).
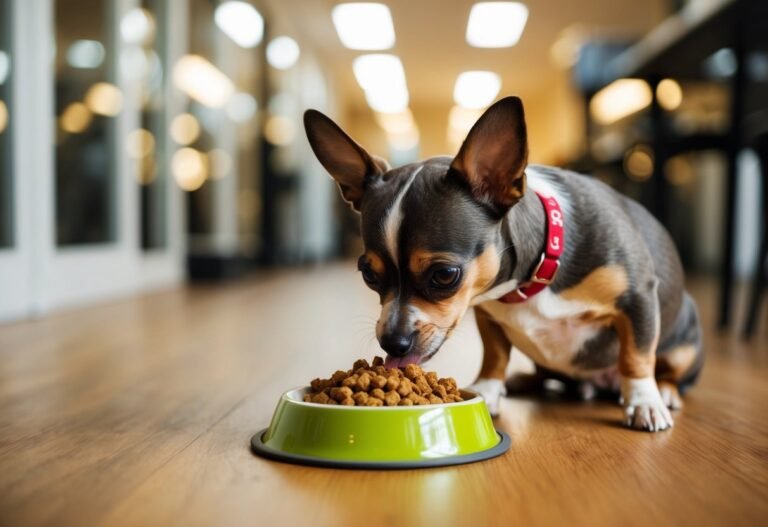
top-left (251, 387), bottom-right (510, 469)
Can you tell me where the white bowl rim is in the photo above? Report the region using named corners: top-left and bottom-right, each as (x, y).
top-left (281, 386), bottom-right (483, 410)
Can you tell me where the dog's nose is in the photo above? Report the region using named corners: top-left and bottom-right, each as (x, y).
top-left (380, 332), bottom-right (414, 357)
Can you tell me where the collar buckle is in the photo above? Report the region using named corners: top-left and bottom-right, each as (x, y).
top-left (529, 254), bottom-right (560, 286)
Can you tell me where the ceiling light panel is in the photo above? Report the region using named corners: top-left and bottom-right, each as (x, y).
top-left (466, 2), bottom-right (529, 48)
top-left (332, 3), bottom-right (396, 50)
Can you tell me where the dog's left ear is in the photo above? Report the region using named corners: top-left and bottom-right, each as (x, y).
top-left (449, 96), bottom-right (528, 213)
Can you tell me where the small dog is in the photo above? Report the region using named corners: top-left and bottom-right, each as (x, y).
top-left (303, 96), bottom-right (703, 432)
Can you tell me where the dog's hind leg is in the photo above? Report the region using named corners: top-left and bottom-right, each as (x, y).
top-left (656, 291), bottom-right (704, 409)
top-left (614, 278), bottom-right (674, 432)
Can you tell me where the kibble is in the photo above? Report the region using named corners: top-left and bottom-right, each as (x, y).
top-left (303, 357), bottom-right (464, 406)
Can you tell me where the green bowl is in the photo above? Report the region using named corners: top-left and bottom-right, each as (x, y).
top-left (251, 387), bottom-right (510, 469)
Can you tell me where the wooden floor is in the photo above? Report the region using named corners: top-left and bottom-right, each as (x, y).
top-left (0, 263), bottom-right (766, 527)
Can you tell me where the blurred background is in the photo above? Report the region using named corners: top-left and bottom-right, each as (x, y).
top-left (0, 0), bottom-right (766, 335)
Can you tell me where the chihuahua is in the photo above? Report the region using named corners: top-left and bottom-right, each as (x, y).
top-left (303, 96), bottom-right (702, 432)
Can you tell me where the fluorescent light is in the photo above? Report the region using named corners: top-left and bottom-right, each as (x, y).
top-left (590, 79), bottom-right (652, 125)
top-left (656, 79), bottom-right (682, 111)
top-left (215, 1), bottom-right (264, 48)
top-left (453, 71), bottom-right (501, 109)
top-left (466, 2), bottom-right (529, 48)
top-left (267, 36), bottom-right (301, 70)
top-left (67, 40), bottom-right (105, 69)
top-left (365, 87), bottom-right (409, 113)
top-left (332, 3), bottom-right (395, 50)
top-left (354, 54), bottom-right (410, 114)
top-left (353, 54), bottom-right (406, 91)
top-left (173, 55), bottom-right (234, 108)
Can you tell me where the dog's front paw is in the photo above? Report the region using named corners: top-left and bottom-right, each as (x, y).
top-left (621, 377), bottom-right (674, 432)
top-left (468, 378), bottom-right (506, 417)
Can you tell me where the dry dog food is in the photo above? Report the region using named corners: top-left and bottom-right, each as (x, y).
top-left (303, 357), bottom-right (464, 406)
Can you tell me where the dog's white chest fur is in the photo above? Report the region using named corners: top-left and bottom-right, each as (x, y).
top-left (478, 290), bottom-right (607, 376)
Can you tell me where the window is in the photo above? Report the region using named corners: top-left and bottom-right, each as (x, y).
top-left (54, 0), bottom-right (117, 246)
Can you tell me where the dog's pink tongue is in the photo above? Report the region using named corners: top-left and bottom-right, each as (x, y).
top-left (383, 354), bottom-right (421, 369)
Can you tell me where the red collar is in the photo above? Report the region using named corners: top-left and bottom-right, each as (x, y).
top-left (498, 191), bottom-right (564, 303)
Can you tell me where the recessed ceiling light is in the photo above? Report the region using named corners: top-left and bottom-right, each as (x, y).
top-left (466, 2), bottom-right (529, 48)
top-left (332, 3), bottom-right (395, 50)
top-left (267, 37), bottom-right (301, 70)
top-left (453, 71), bottom-right (501, 109)
top-left (352, 54), bottom-right (405, 91)
top-left (364, 86), bottom-right (409, 114)
top-left (214, 1), bottom-right (264, 48)
top-left (353, 54), bottom-right (409, 114)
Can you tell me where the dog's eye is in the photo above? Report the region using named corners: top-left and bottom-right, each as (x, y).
top-left (361, 267), bottom-right (378, 286)
top-left (430, 266), bottom-right (461, 288)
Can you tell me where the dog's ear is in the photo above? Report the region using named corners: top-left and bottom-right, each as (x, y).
top-left (303, 109), bottom-right (388, 211)
top-left (449, 96), bottom-right (528, 213)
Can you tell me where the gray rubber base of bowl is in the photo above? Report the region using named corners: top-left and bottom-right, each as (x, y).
top-left (251, 429), bottom-right (511, 470)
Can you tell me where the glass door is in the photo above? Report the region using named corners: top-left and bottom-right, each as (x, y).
top-left (0, 0), bottom-right (34, 321)
top-left (1, 0), bottom-right (184, 321)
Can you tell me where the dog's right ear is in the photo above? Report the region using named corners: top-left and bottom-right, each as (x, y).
top-left (303, 109), bottom-right (388, 211)
top-left (449, 96), bottom-right (528, 215)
